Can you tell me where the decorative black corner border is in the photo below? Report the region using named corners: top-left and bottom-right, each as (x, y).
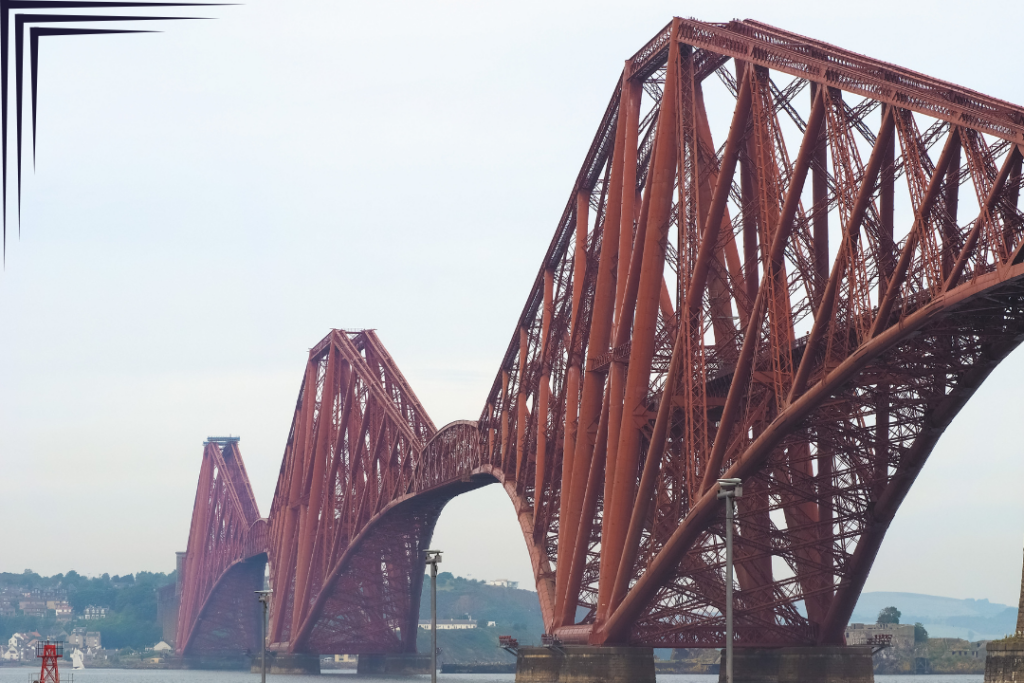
top-left (1, 1), bottom-right (225, 256)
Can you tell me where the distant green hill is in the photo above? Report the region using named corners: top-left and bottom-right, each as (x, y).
top-left (414, 581), bottom-right (1021, 661)
top-left (852, 591), bottom-right (1017, 641)
top-left (416, 572), bottom-right (545, 663)
top-left (0, 569), bottom-right (174, 650)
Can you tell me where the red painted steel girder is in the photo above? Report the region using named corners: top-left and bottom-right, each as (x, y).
top-left (266, 329), bottom-right (444, 653)
top-left (263, 331), bottom-right (557, 654)
top-left (467, 17), bottom-right (1024, 648)
top-left (176, 439), bottom-right (268, 657)
top-left (183, 16), bottom-right (1024, 655)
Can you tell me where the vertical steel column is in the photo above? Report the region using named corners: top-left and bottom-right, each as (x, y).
top-left (599, 21), bottom-right (681, 621)
top-left (879, 105), bottom-right (896, 292)
top-left (291, 346), bottom-right (337, 635)
top-left (534, 269), bottom-right (554, 518)
top-left (613, 76), bottom-right (643, 324)
top-left (269, 358), bottom-right (317, 642)
top-left (554, 191), bottom-right (589, 627)
top-left (554, 64), bottom-right (630, 628)
top-left (739, 60), bottom-right (760, 308)
top-left (515, 326), bottom-right (529, 482)
top-left (875, 106), bottom-right (895, 498)
top-left (811, 83), bottom-right (829, 307)
top-left (499, 370), bottom-right (510, 468)
top-left (941, 136), bottom-right (962, 280)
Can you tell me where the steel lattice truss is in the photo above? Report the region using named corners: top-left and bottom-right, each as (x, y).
top-left (457, 17), bottom-right (1024, 647)
top-left (264, 329), bottom-right (462, 654)
top-left (177, 17), bottom-right (1024, 656)
top-left (175, 439), bottom-right (268, 656)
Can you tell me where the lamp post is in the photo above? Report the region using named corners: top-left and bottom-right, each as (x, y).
top-left (717, 478), bottom-right (743, 683)
top-left (424, 550), bottom-right (442, 683)
top-left (255, 589), bottom-right (272, 683)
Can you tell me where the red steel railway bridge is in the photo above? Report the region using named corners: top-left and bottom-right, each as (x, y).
top-left (172, 15), bottom-right (1024, 671)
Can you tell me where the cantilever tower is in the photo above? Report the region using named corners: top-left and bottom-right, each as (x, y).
top-left (176, 16), bottom-right (1024, 676)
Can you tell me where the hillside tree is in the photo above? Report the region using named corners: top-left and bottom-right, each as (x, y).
top-left (877, 606), bottom-right (901, 624)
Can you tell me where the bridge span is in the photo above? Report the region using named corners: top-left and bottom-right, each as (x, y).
top-left (171, 14), bottom-right (1024, 678)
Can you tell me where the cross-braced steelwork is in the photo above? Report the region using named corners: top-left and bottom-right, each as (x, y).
top-left (175, 438), bottom-right (268, 657)
top-left (178, 17), bottom-right (1024, 656)
top-left (466, 17), bottom-right (1024, 648)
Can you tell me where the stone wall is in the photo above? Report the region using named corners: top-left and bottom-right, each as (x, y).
top-left (721, 647), bottom-right (874, 683)
top-left (985, 638), bottom-right (1024, 683)
top-left (515, 646), bottom-right (655, 683)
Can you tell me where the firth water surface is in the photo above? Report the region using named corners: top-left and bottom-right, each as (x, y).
top-left (0, 670), bottom-right (987, 683)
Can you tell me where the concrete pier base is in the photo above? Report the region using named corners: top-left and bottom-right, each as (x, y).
top-left (515, 646), bottom-right (655, 683)
top-left (719, 647), bottom-right (873, 683)
top-left (357, 653), bottom-right (432, 675)
top-left (182, 654), bottom-right (250, 670)
top-left (985, 638), bottom-right (1024, 682)
top-left (250, 652), bottom-right (320, 674)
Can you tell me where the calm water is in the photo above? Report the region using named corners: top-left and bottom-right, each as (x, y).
top-left (0, 669), bottom-right (985, 683)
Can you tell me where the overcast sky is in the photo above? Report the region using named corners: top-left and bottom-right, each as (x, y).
top-left (1, 0), bottom-right (1023, 608)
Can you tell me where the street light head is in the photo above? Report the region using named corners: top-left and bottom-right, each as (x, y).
top-left (424, 549), bottom-right (442, 564)
top-left (717, 478), bottom-right (743, 498)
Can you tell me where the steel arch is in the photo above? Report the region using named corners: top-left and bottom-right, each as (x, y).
top-left (179, 16), bottom-right (1024, 655)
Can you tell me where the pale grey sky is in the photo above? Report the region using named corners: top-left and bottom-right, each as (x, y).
top-left (1, 0), bottom-right (1022, 606)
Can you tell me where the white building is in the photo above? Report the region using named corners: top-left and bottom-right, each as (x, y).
top-left (844, 623), bottom-right (915, 649)
top-left (152, 641), bottom-right (173, 652)
top-left (418, 619), bottom-right (477, 630)
top-left (83, 606), bottom-right (108, 620)
top-left (47, 600), bottom-right (73, 621)
top-left (486, 579), bottom-right (519, 589)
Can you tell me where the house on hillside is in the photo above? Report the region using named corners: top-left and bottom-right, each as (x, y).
top-left (47, 600), bottom-right (73, 621)
top-left (68, 629), bottom-right (87, 649)
top-left (19, 600), bottom-right (47, 617)
top-left (486, 579), bottom-right (519, 589)
top-left (47, 630), bottom-right (70, 644)
top-left (82, 605), bottom-right (108, 620)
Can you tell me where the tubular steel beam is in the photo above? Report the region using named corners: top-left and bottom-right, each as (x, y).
top-left (178, 17), bottom-right (1024, 656)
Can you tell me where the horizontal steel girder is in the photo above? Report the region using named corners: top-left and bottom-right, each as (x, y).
top-left (179, 17), bottom-right (1024, 654)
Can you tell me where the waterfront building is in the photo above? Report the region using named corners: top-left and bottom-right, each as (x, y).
top-left (417, 618), bottom-right (477, 630)
top-left (844, 623), bottom-right (916, 649)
